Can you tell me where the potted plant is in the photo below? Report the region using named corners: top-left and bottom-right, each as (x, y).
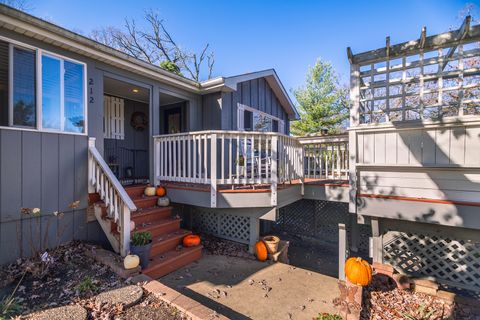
top-left (130, 231), bottom-right (152, 269)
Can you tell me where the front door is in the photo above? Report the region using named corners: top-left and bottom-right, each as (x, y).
top-left (164, 106), bottom-right (182, 134)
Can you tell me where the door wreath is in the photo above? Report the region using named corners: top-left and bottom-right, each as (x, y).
top-left (131, 111), bottom-right (148, 131)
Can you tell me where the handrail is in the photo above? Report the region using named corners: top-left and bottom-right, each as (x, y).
top-left (88, 138), bottom-right (136, 256)
top-left (89, 146), bottom-right (137, 211)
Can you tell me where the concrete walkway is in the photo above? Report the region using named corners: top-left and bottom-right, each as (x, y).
top-left (161, 255), bottom-right (341, 320)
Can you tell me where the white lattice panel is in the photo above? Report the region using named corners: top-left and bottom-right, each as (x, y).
top-left (192, 208), bottom-right (250, 244)
top-left (384, 231), bottom-right (480, 293)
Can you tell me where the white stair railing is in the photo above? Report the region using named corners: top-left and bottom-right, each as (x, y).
top-left (88, 137), bottom-right (136, 256)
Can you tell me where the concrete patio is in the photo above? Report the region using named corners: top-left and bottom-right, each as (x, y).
top-left (161, 254), bottom-right (341, 320)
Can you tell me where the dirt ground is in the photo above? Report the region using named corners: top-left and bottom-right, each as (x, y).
top-left (161, 254), bottom-right (341, 320)
top-left (0, 242), bottom-right (187, 319)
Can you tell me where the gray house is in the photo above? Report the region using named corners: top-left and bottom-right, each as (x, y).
top-left (0, 5), bottom-right (305, 277)
top-left (2, 4), bottom-right (479, 295)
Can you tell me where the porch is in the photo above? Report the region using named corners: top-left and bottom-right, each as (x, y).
top-left (152, 131), bottom-right (350, 208)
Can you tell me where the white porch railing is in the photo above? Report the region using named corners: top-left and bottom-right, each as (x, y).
top-left (88, 138), bottom-right (136, 256)
top-left (153, 131), bottom-right (304, 206)
top-left (153, 131), bottom-right (348, 207)
top-left (298, 134), bottom-right (349, 180)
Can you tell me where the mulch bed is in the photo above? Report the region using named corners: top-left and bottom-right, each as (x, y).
top-left (361, 274), bottom-right (480, 320)
top-left (199, 233), bottom-right (254, 259)
top-left (0, 242), bottom-right (187, 319)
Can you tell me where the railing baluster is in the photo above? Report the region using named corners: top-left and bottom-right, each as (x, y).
top-left (88, 138), bottom-right (136, 257)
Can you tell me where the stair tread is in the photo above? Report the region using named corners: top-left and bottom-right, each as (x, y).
top-left (151, 229), bottom-right (191, 246)
top-left (124, 184), bottom-right (149, 190)
top-left (132, 206), bottom-right (172, 217)
top-left (144, 245), bottom-right (203, 272)
top-left (134, 217), bottom-right (181, 232)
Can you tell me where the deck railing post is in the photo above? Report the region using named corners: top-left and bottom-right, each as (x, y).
top-left (270, 135), bottom-right (278, 206)
top-left (210, 133), bottom-right (217, 208)
top-left (338, 223), bottom-right (347, 281)
top-left (153, 137), bottom-right (160, 186)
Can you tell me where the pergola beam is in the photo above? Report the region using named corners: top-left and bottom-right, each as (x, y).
top-left (350, 17), bottom-right (479, 65)
top-left (419, 26), bottom-right (427, 49)
top-left (441, 15), bottom-right (471, 71)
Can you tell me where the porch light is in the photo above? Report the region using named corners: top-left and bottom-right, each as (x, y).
top-left (132, 88), bottom-right (139, 93)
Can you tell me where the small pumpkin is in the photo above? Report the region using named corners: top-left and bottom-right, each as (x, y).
top-left (345, 257), bottom-right (372, 286)
top-left (255, 240), bottom-right (268, 262)
top-left (144, 186), bottom-right (156, 197)
top-left (123, 254), bottom-right (140, 270)
top-left (183, 235), bottom-right (201, 247)
top-left (157, 196), bottom-right (170, 207)
top-left (156, 186), bottom-right (167, 197)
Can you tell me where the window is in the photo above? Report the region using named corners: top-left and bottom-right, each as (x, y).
top-left (41, 54), bottom-right (85, 133)
top-left (12, 46), bottom-right (36, 127)
top-left (237, 104), bottom-right (284, 133)
top-left (42, 55), bottom-right (61, 130)
top-left (0, 41), bottom-right (8, 126)
top-left (64, 60), bottom-right (85, 132)
top-left (0, 36), bottom-right (86, 134)
top-left (103, 95), bottom-right (125, 139)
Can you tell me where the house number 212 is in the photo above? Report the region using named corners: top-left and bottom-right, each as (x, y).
top-left (89, 78), bottom-right (94, 103)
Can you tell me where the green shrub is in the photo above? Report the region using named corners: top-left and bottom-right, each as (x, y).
top-left (131, 231), bottom-right (152, 246)
top-left (76, 276), bottom-right (98, 293)
top-left (0, 294), bottom-right (22, 319)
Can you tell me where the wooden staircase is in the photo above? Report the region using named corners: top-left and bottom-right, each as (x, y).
top-left (93, 184), bottom-right (202, 279)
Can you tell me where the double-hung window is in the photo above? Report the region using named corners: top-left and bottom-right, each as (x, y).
top-left (0, 37), bottom-right (86, 134)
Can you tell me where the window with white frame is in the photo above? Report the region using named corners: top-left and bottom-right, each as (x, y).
top-left (0, 37), bottom-right (86, 133)
top-left (237, 104), bottom-right (284, 133)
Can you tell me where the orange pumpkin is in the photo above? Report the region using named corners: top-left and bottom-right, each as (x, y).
top-left (156, 186), bottom-right (166, 197)
top-left (255, 241), bottom-right (268, 262)
top-left (183, 235), bottom-right (201, 247)
top-left (345, 257), bottom-right (372, 286)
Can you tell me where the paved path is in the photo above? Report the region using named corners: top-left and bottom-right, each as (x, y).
top-left (161, 254), bottom-right (341, 320)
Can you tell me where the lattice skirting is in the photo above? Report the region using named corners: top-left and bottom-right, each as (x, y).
top-left (191, 208), bottom-right (250, 244)
top-left (274, 200), bottom-right (371, 252)
top-left (384, 229), bottom-right (480, 293)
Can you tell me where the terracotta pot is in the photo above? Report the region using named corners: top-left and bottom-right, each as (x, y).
top-left (263, 235), bottom-right (280, 254)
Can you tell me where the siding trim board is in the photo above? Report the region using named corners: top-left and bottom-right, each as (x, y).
top-left (358, 193), bottom-right (480, 207)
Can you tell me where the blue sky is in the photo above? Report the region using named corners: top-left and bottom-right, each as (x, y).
top-left (29, 0), bottom-right (478, 92)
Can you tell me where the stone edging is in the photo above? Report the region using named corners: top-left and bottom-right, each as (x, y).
top-left (139, 275), bottom-right (229, 320)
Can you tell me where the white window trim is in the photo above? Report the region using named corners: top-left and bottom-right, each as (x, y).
top-left (1, 34), bottom-right (88, 136)
top-left (237, 103), bottom-right (285, 132)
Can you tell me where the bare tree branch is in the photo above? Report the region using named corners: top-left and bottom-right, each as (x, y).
top-left (90, 9), bottom-right (215, 81)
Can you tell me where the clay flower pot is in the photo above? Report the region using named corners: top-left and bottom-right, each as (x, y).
top-left (263, 235), bottom-right (280, 254)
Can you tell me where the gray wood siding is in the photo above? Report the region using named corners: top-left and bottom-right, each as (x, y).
top-left (355, 123), bottom-right (480, 229)
top-left (202, 92), bottom-right (222, 130)
top-left (356, 125), bottom-right (480, 166)
top-left (221, 78), bottom-right (289, 134)
top-left (0, 129), bottom-right (107, 265)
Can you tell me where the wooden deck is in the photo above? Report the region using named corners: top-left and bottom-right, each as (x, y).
top-left (161, 178), bottom-right (350, 208)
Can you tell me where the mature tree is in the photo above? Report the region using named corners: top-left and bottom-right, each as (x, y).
top-left (291, 59), bottom-right (349, 136)
top-left (90, 10), bottom-right (214, 81)
top-left (0, 0), bottom-right (31, 11)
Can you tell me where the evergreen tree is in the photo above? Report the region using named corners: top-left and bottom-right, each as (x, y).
top-left (291, 59), bottom-right (349, 136)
